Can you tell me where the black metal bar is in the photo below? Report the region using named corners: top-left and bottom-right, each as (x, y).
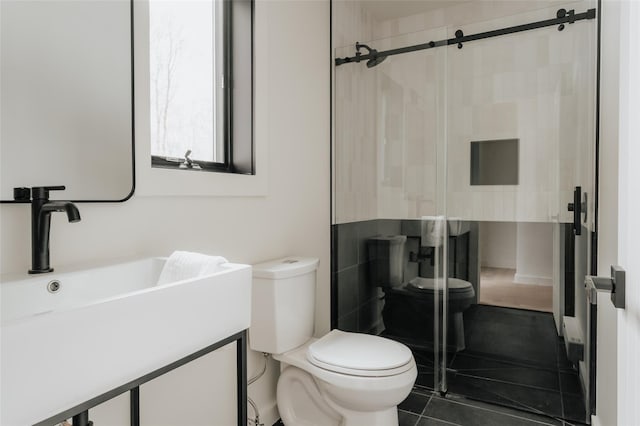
top-left (590, 302), bottom-right (598, 417)
top-left (565, 224), bottom-right (576, 317)
top-left (130, 387), bottom-right (140, 426)
top-left (452, 235), bottom-right (458, 278)
top-left (237, 331), bottom-right (248, 426)
top-left (34, 331), bottom-right (246, 426)
top-left (589, 1), bottom-right (601, 417)
top-left (72, 411), bottom-right (89, 426)
top-left (335, 8), bottom-right (596, 66)
top-left (329, 0), bottom-right (336, 332)
top-left (465, 231), bottom-right (470, 281)
top-left (591, 0), bottom-right (601, 278)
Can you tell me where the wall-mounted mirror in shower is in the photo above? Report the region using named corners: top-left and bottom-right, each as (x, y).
top-left (470, 139), bottom-right (519, 186)
top-left (0, 0), bottom-right (134, 202)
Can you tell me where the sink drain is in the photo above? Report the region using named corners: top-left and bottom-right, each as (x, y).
top-left (47, 280), bottom-right (61, 293)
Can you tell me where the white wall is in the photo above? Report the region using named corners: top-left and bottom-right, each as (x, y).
top-left (514, 223), bottom-right (553, 285)
top-left (479, 221), bottom-right (517, 269)
top-left (593, 1), bottom-right (640, 425)
top-left (592, 1), bottom-right (620, 424)
top-left (615, 1), bottom-right (640, 425)
top-left (333, 1), bottom-right (379, 223)
top-left (0, 1), bottom-right (330, 424)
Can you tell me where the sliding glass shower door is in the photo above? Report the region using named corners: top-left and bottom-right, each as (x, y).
top-left (442, 5), bottom-right (596, 423)
top-left (333, 2), bottom-right (597, 422)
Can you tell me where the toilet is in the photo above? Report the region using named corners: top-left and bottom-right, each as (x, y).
top-left (369, 236), bottom-right (475, 351)
top-left (249, 257), bottom-right (417, 426)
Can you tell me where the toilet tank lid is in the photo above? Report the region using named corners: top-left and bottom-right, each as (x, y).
top-left (252, 257), bottom-right (319, 279)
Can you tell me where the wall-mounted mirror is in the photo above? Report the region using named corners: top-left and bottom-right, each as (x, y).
top-left (0, 0), bottom-right (134, 202)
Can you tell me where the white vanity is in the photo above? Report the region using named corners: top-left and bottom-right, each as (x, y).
top-left (1, 258), bottom-right (251, 426)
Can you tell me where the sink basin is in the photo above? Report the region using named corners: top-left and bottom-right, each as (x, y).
top-left (1, 258), bottom-right (251, 426)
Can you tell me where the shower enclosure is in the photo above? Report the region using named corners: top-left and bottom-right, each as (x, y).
top-left (332, 2), bottom-right (598, 423)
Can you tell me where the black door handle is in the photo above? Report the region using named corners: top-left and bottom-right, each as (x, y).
top-left (568, 186), bottom-right (586, 235)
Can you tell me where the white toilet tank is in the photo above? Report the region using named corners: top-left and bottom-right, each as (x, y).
top-left (249, 257), bottom-right (319, 354)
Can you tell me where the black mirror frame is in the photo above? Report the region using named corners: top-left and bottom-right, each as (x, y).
top-left (0, 0), bottom-right (135, 204)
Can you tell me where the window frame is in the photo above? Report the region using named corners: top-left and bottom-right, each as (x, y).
top-left (150, 0), bottom-right (254, 175)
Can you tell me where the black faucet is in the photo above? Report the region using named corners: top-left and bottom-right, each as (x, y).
top-left (25, 186), bottom-right (81, 274)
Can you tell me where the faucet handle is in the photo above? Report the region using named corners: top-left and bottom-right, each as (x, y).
top-left (31, 185), bottom-right (66, 200)
top-left (13, 187), bottom-right (31, 201)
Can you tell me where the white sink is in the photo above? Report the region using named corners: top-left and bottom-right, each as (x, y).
top-left (1, 258), bottom-right (251, 426)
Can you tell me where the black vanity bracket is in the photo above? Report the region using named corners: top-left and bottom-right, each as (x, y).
top-left (34, 330), bottom-right (248, 426)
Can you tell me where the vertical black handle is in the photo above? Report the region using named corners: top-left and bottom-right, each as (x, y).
top-left (568, 186), bottom-right (582, 235)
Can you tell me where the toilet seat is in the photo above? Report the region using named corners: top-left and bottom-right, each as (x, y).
top-left (407, 277), bottom-right (472, 294)
top-left (306, 330), bottom-right (413, 377)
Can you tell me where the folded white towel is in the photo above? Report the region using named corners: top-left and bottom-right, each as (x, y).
top-left (157, 251), bottom-right (228, 285)
top-left (420, 215), bottom-right (446, 247)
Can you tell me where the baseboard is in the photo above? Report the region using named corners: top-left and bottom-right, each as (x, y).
top-left (513, 273), bottom-right (553, 286)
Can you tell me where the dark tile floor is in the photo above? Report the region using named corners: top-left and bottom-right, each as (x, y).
top-left (398, 388), bottom-right (576, 426)
top-left (401, 305), bottom-right (588, 425)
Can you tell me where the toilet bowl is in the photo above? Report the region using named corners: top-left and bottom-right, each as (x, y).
top-left (274, 330), bottom-right (417, 426)
top-left (368, 236), bottom-right (476, 351)
top-left (406, 277), bottom-right (476, 313)
top-left (250, 257), bottom-right (417, 426)
top-left (382, 278), bottom-right (475, 351)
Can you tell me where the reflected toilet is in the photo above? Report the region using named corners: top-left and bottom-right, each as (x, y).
top-left (368, 236), bottom-right (475, 351)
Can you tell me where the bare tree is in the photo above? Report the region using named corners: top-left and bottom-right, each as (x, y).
top-left (151, 19), bottom-right (182, 155)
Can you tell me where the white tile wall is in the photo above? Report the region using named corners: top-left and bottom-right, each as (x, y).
top-left (333, 1), bottom-right (597, 225)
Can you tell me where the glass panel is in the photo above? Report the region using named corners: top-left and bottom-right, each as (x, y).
top-left (149, 0), bottom-right (225, 164)
top-left (443, 4), bottom-right (596, 422)
top-left (334, 27), bottom-right (449, 391)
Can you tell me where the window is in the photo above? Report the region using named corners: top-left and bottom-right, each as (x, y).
top-left (149, 0), bottom-right (253, 174)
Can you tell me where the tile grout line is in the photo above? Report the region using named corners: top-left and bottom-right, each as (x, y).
top-left (556, 338), bottom-right (566, 421)
top-left (417, 393), bottom-right (464, 426)
top-left (455, 351), bottom-right (563, 372)
top-left (420, 414), bottom-right (461, 426)
top-left (454, 371), bottom-right (564, 394)
top-left (438, 395), bottom-right (563, 426)
top-left (419, 392), bottom-right (435, 416)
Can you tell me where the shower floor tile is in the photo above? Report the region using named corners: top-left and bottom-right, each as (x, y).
top-left (450, 353), bottom-right (560, 391)
top-left (463, 305), bottom-right (559, 367)
top-left (398, 391), bottom-right (567, 426)
top-left (393, 305), bottom-right (587, 424)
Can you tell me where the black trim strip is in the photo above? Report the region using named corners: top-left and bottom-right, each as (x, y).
top-left (236, 331), bottom-right (248, 426)
top-left (33, 330), bottom-right (247, 426)
top-left (589, 1), bottom-right (602, 417)
top-left (130, 387), bottom-right (140, 426)
top-left (151, 155), bottom-right (231, 173)
top-left (335, 8), bottom-right (596, 66)
top-left (330, 0), bottom-right (337, 331)
top-left (225, 0), bottom-right (234, 170)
